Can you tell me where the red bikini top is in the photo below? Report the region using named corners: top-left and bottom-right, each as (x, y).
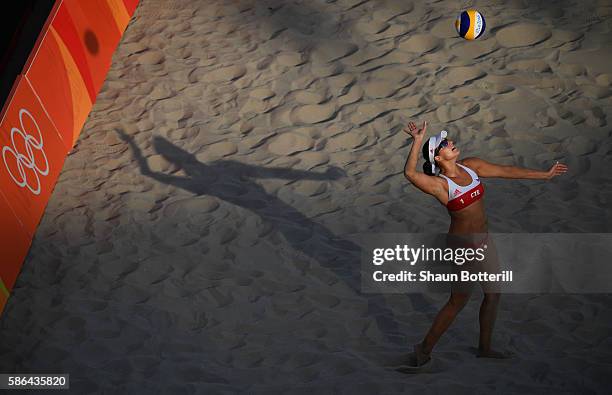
top-left (438, 164), bottom-right (484, 211)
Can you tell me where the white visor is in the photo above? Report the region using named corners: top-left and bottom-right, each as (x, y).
top-left (427, 130), bottom-right (448, 174)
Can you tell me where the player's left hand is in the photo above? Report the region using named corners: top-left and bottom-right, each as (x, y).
top-left (546, 161), bottom-right (568, 179)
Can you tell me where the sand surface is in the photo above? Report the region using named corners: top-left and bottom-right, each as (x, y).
top-left (2, 0), bottom-right (612, 393)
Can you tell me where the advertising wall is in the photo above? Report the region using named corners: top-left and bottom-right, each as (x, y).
top-left (0, 0), bottom-right (139, 315)
top-left (25, 0), bottom-right (140, 148)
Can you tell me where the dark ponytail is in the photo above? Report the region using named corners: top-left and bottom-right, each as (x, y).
top-left (421, 141), bottom-right (435, 176)
top-left (423, 161), bottom-right (434, 176)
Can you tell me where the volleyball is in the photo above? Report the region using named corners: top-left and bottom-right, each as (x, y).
top-left (455, 9), bottom-right (486, 40)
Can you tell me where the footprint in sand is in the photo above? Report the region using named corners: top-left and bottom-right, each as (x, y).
top-left (450, 39), bottom-right (499, 60)
top-left (328, 74), bottom-right (356, 96)
top-left (584, 107), bottom-right (607, 127)
top-left (296, 151), bottom-right (330, 169)
top-left (567, 135), bottom-right (597, 156)
top-left (196, 141), bottom-right (238, 159)
top-left (326, 132), bottom-right (368, 152)
top-left (149, 82), bottom-right (177, 101)
top-left (442, 66), bottom-right (486, 88)
top-left (353, 18), bottom-right (389, 35)
top-left (339, 0), bottom-right (374, 11)
top-left (595, 74), bottom-right (611, 87)
top-left (363, 79), bottom-right (399, 99)
top-left (369, 66), bottom-right (413, 85)
top-left (311, 41), bottom-right (359, 64)
top-left (582, 85), bottom-right (612, 100)
top-left (496, 23), bottom-right (552, 48)
top-left (242, 132), bottom-right (277, 151)
top-left (188, 65), bottom-right (247, 83)
top-left (431, 17), bottom-right (458, 38)
top-left (350, 103), bottom-right (389, 125)
top-left (557, 63), bottom-right (586, 77)
top-left (267, 132), bottom-right (314, 156)
top-left (534, 111), bottom-right (556, 128)
top-left (291, 103), bottom-right (337, 124)
top-left (372, 0), bottom-right (414, 20)
top-left (337, 85), bottom-right (364, 107)
top-left (293, 179), bottom-right (327, 197)
top-left (342, 45), bottom-right (393, 67)
top-left (544, 29), bottom-right (583, 48)
top-left (311, 63), bottom-right (343, 78)
top-left (398, 34), bottom-right (442, 54)
top-left (294, 89), bottom-right (329, 105)
top-left (276, 51), bottom-right (306, 67)
top-left (249, 88), bottom-right (275, 101)
top-left (507, 59), bottom-right (551, 73)
top-left (147, 154), bottom-right (179, 173)
top-left (436, 102), bottom-right (480, 123)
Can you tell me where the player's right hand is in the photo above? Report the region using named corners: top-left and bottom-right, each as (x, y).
top-left (404, 120), bottom-right (427, 140)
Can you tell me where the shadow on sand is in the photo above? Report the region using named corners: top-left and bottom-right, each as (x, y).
top-left (118, 129), bottom-right (409, 348)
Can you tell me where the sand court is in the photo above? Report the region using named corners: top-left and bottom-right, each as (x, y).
top-left (1, 0), bottom-right (612, 392)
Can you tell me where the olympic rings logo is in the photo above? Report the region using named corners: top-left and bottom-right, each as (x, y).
top-left (2, 108), bottom-right (49, 196)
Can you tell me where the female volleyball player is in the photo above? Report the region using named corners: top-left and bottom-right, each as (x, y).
top-left (403, 120), bottom-right (568, 367)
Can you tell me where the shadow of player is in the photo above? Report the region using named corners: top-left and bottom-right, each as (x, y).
top-left (117, 130), bottom-right (404, 345)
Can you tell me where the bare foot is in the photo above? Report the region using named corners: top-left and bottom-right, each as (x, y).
top-left (477, 348), bottom-right (514, 359)
top-left (414, 343), bottom-right (431, 366)
top-left (394, 344), bottom-right (432, 373)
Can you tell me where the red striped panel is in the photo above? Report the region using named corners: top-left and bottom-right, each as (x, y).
top-left (123, 0), bottom-right (140, 15)
top-left (0, 190), bottom-right (33, 291)
top-left (52, 4), bottom-right (97, 102)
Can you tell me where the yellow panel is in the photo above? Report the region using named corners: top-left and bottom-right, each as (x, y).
top-left (106, 0), bottom-right (131, 34)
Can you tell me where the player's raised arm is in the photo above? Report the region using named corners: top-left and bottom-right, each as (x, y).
top-left (403, 121), bottom-right (445, 197)
top-left (461, 157), bottom-right (568, 180)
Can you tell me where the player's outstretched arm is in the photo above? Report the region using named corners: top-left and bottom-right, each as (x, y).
top-left (462, 157), bottom-right (568, 180)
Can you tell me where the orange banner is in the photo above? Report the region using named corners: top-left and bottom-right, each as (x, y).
top-left (0, 76), bottom-right (68, 237)
top-left (1, 0), bottom-right (140, 316)
top-left (25, 0), bottom-right (139, 148)
top-left (0, 191), bottom-right (32, 292)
